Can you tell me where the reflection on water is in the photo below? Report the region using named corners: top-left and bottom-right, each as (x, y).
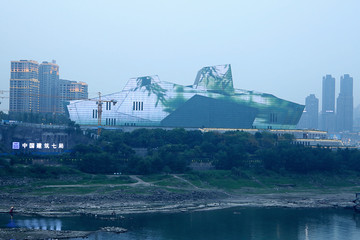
top-left (6, 215), bottom-right (16, 228)
top-left (1, 208), bottom-right (360, 240)
top-left (14, 218), bottom-right (62, 230)
top-left (304, 224), bottom-right (309, 240)
top-left (3, 214), bottom-right (62, 230)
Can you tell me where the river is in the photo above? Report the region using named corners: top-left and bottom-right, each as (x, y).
top-left (1, 207), bottom-right (360, 239)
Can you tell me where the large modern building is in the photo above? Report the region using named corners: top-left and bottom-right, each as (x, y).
top-left (9, 60), bottom-right (40, 113)
top-left (320, 74), bottom-right (336, 132)
top-left (67, 64), bottom-right (304, 129)
top-left (336, 74), bottom-right (353, 132)
top-left (39, 60), bottom-right (60, 114)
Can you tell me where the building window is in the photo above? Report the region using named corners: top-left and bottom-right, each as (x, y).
top-left (92, 109), bottom-right (98, 118)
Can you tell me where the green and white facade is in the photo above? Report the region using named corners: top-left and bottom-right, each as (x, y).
top-left (67, 64), bottom-right (304, 129)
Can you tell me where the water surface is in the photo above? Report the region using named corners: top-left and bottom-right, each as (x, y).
top-left (1, 207), bottom-right (360, 240)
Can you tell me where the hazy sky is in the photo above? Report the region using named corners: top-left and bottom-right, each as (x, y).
top-left (1, 0), bottom-right (359, 112)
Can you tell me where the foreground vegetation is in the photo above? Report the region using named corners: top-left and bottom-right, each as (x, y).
top-left (2, 128), bottom-right (360, 176)
top-left (1, 111), bottom-right (72, 125)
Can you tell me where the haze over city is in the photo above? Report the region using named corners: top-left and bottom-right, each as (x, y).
top-left (1, 0), bottom-right (360, 112)
top-left (3, 2), bottom-right (360, 238)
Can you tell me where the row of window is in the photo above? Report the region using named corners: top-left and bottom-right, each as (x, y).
top-left (105, 118), bottom-right (116, 126)
top-left (106, 102), bottom-right (112, 110)
top-left (295, 141), bottom-right (311, 146)
top-left (133, 101), bottom-right (143, 111)
top-left (269, 113), bottom-right (278, 123)
top-left (92, 109), bottom-right (98, 118)
top-left (92, 109), bottom-right (117, 126)
top-left (92, 101), bottom-right (143, 116)
top-left (91, 100), bottom-right (144, 123)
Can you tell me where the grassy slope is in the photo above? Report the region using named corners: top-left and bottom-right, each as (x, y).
top-left (182, 170), bottom-right (360, 194)
top-left (2, 168), bottom-right (360, 196)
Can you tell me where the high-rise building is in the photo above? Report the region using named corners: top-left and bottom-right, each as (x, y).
top-left (39, 60), bottom-right (60, 114)
top-left (321, 74), bottom-right (336, 132)
top-left (336, 74), bottom-right (353, 132)
top-left (59, 79), bottom-right (88, 111)
top-left (306, 94), bottom-right (319, 129)
top-left (9, 60), bottom-right (40, 113)
top-left (297, 94), bottom-right (319, 130)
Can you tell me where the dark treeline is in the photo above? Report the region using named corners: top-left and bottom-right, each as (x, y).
top-left (66, 128), bottom-right (360, 175)
top-left (1, 111), bottom-right (72, 125)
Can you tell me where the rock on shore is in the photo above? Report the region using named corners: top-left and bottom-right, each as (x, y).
top-left (0, 228), bottom-right (91, 240)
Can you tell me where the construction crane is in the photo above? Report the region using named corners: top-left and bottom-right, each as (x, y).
top-left (0, 90), bottom-right (9, 111)
top-left (94, 92), bottom-right (117, 136)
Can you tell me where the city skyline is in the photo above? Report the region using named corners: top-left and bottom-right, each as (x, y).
top-left (9, 59), bottom-right (88, 114)
top-left (1, 0), bottom-right (360, 113)
top-left (2, 59), bottom-right (358, 115)
top-left (297, 74), bottom-right (354, 132)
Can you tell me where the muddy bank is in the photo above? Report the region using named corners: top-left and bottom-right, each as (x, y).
top-left (0, 190), bottom-right (356, 217)
top-left (0, 189), bottom-right (228, 216)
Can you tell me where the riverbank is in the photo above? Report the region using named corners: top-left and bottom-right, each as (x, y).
top-left (0, 172), bottom-right (359, 240)
top-left (0, 173), bottom-right (357, 217)
top-left (0, 192), bottom-right (356, 240)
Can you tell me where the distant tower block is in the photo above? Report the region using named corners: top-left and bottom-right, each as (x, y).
top-left (321, 75), bottom-right (335, 132)
top-left (298, 94), bottom-right (319, 130)
top-left (336, 74), bottom-right (353, 132)
top-left (39, 61), bottom-right (60, 114)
